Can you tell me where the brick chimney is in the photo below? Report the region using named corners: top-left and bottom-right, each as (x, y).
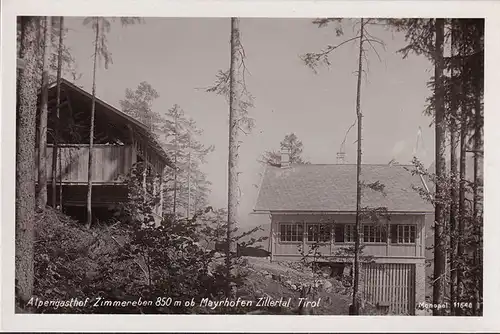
top-left (280, 146), bottom-right (290, 168)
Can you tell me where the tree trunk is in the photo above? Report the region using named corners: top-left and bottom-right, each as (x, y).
top-left (172, 112), bottom-right (178, 217)
top-left (86, 18), bottom-right (99, 228)
top-left (193, 176), bottom-right (198, 214)
top-left (472, 23), bottom-right (483, 315)
top-left (187, 136), bottom-right (191, 219)
top-left (226, 17), bottom-right (241, 297)
top-left (448, 19), bottom-right (459, 315)
top-left (142, 159), bottom-right (147, 204)
top-left (52, 17), bottom-right (64, 209)
top-left (58, 19), bottom-right (65, 210)
top-left (472, 91), bottom-right (481, 316)
top-left (432, 18), bottom-right (447, 316)
top-left (37, 16), bottom-right (51, 209)
top-left (16, 16), bottom-right (40, 305)
top-left (159, 166), bottom-right (165, 217)
top-left (352, 18), bottom-right (365, 316)
top-left (456, 20), bottom-right (468, 316)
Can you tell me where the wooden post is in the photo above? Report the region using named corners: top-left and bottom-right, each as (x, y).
top-left (52, 16), bottom-right (64, 210)
top-left (143, 150), bottom-right (147, 204)
top-left (126, 125), bottom-right (137, 170)
top-left (329, 218), bottom-right (334, 256)
top-left (187, 136), bottom-right (191, 219)
top-left (302, 220), bottom-right (306, 255)
top-left (153, 171), bottom-right (158, 214)
top-left (159, 165), bottom-right (166, 218)
top-left (415, 217), bottom-right (419, 257)
top-left (86, 18), bottom-right (99, 229)
top-left (386, 219), bottom-right (390, 256)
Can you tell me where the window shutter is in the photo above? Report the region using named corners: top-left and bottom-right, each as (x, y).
top-left (390, 224), bottom-right (398, 244)
top-left (334, 224), bottom-right (344, 243)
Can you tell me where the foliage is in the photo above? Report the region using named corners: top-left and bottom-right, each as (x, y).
top-left (295, 211), bottom-right (386, 314)
top-left (301, 17), bottom-right (388, 315)
top-left (83, 17), bottom-right (143, 69)
top-left (47, 17), bottom-right (80, 83)
top-left (31, 163), bottom-right (267, 314)
top-left (160, 104), bottom-right (214, 217)
top-left (205, 69), bottom-right (255, 134)
top-left (260, 133), bottom-right (309, 166)
top-left (387, 19), bottom-right (437, 59)
top-left (120, 81), bottom-right (162, 134)
top-left (32, 207), bottom-right (108, 313)
top-left (389, 19), bottom-right (484, 315)
top-left (406, 157), bottom-right (483, 315)
top-left (204, 21), bottom-right (255, 137)
top-left (105, 164), bottom-right (269, 314)
top-left (300, 18), bottom-right (386, 74)
top-left (18, 17), bottom-right (81, 88)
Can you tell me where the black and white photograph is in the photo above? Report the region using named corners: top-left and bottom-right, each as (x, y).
top-left (2, 0), bottom-right (498, 332)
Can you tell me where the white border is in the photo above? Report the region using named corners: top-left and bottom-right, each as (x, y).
top-left (2, 0), bottom-right (499, 332)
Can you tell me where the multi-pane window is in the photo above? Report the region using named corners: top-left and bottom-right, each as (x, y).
top-left (280, 223), bottom-right (304, 242)
top-left (334, 224), bottom-right (355, 243)
top-left (362, 225), bottom-right (387, 243)
top-left (344, 224), bottom-right (355, 242)
top-left (307, 223), bottom-right (331, 243)
top-left (329, 223), bottom-right (417, 244)
top-left (390, 224), bottom-right (416, 244)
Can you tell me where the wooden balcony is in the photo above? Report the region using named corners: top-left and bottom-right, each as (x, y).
top-left (36, 144), bottom-right (135, 185)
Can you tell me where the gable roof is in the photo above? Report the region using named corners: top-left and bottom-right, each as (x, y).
top-left (254, 164), bottom-right (433, 213)
top-left (45, 78), bottom-right (172, 167)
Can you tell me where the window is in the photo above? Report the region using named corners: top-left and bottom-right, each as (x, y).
top-left (334, 224), bottom-right (355, 243)
top-left (334, 224), bottom-right (344, 243)
top-left (307, 223), bottom-right (331, 243)
top-left (390, 224), bottom-right (416, 244)
top-left (280, 223), bottom-right (303, 242)
top-left (362, 225), bottom-right (387, 243)
top-left (344, 224), bottom-right (355, 242)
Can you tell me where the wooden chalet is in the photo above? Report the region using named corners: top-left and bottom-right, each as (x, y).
top-left (34, 78), bottom-right (172, 221)
top-left (253, 149), bottom-right (435, 315)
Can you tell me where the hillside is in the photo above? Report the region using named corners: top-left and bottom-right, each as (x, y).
top-left (240, 257), bottom-right (352, 315)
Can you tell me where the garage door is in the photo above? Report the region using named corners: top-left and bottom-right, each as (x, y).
top-left (362, 263), bottom-right (416, 315)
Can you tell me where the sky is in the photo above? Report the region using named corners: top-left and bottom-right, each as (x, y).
top-left (63, 17), bottom-right (435, 227)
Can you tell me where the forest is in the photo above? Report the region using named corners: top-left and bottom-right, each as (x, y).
top-left (15, 17), bottom-right (483, 316)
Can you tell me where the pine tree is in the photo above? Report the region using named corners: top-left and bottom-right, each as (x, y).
top-left (161, 105), bottom-right (214, 218)
top-left (120, 81), bottom-right (162, 133)
top-left (389, 18), bottom-right (484, 315)
top-left (205, 17), bottom-right (254, 298)
top-left (448, 19), bottom-right (459, 314)
top-left (432, 18), bottom-right (447, 316)
top-left (226, 17), bottom-right (242, 296)
top-left (51, 17), bottom-right (65, 209)
top-left (85, 17), bottom-right (99, 228)
top-left (261, 133), bottom-right (309, 166)
top-left (82, 17), bottom-right (142, 227)
top-left (301, 17), bottom-right (386, 315)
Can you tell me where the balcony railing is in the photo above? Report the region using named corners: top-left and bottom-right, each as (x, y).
top-left (36, 144), bottom-right (134, 184)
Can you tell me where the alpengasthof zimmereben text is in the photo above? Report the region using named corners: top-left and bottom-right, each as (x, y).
top-left (25, 296), bottom-right (322, 310)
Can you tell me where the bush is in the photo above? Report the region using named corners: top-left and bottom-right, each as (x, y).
top-left (31, 164), bottom-right (267, 314)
